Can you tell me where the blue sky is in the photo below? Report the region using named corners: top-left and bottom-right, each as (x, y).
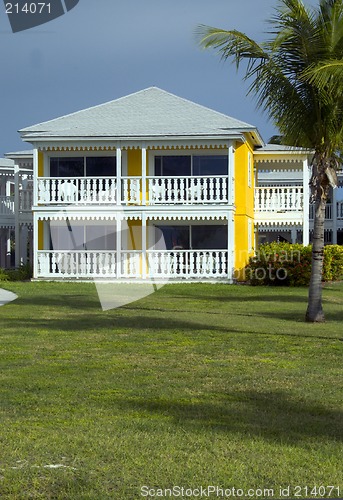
top-left (0, 0), bottom-right (317, 156)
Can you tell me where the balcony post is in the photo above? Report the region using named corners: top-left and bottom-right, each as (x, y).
top-left (6, 228), bottom-right (11, 268)
top-left (33, 148), bottom-right (39, 206)
top-left (116, 217), bottom-right (121, 279)
top-left (142, 214), bottom-right (147, 279)
top-left (33, 213), bottom-right (39, 279)
top-left (116, 146), bottom-right (122, 205)
top-left (227, 211), bottom-right (235, 283)
top-left (142, 144), bottom-right (147, 206)
top-left (228, 141), bottom-right (235, 206)
top-left (14, 163), bottom-right (21, 267)
top-left (302, 158), bottom-right (310, 245)
top-left (332, 185), bottom-right (338, 244)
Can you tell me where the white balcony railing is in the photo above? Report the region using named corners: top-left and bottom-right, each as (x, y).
top-left (147, 176), bottom-right (228, 204)
top-left (36, 250), bottom-right (228, 279)
top-left (36, 176), bottom-right (228, 205)
top-left (255, 186), bottom-right (303, 212)
top-left (37, 177), bottom-right (117, 204)
top-left (121, 177), bottom-right (142, 204)
top-left (37, 251), bottom-right (117, 278)
top-left (0, 196), bottom-right (15, 216)
top-left (147, 250), bottom-right (228, 278)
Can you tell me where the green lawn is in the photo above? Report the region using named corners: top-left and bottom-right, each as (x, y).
top-left (0, 281), bottom-right (342, 499)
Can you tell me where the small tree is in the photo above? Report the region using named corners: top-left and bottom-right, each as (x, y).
top-left (198, 0), bottom-right (343, 322)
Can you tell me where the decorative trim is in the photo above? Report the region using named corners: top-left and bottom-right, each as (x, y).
top-left (36, 139), bottom-right (233, 152)
top-left (36, 212), bottom-right (142, 221)
top-left (146, 214), bottom-right (228, 221)
top-left (257, 221), bottom-right (303, 227)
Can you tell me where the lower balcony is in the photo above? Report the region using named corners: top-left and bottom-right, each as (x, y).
top-left (0, 195), bottom-right (14, 216)
top-left (309, 202), bottom-right (343, 221)
top-left (36, 250), bottom-right (229, 280)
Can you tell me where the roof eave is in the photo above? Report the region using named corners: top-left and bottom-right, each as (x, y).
top-left (20, 132), bottom-right (251, 143)
top-left (254, 148), bottom-right (313, 156)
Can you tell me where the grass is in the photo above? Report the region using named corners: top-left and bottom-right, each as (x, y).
top-left (0, 281), bottom-right (342, 499)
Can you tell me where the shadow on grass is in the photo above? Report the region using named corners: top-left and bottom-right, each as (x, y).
top-left (166, 292), bottom-right (309, 304)
top-left (1, 310), bottom-right (341, 343)
top-left (12, 294), bottom-right (100, 310)
top-left (112, 390), bottom-right (343, 444)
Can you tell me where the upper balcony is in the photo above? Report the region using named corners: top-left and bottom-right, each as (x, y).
top-left (254, 186), bottom-right (304, 224)
top-left (36, 175), bottom-right (230, 206)
top-left (0, 189), bottom-right (33, 224)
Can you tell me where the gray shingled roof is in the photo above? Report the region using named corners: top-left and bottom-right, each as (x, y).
top-left (0, 158), bottom-right (15, 168)
top-left (256, 144), bottom-right (310, 153)
top-left (5, 149), bottom-right (33, 157)
top-left (20, 87), bottom-right (258, 140)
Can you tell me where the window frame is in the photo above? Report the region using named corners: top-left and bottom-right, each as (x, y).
top-left (47, 151), bottom-right (117, 178)
top-left (148, 149), bottom-right (229, 177)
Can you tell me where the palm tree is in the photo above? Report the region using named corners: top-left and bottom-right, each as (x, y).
top-left (197, 0), bottom-right (343, 322)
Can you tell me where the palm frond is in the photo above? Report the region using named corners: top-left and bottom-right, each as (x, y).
top-left (197, 0), bottom-right (343, 157)
top-left (196, 25), bottom-right (268, 69)
top-left (301, 60), bottom-right (343, 88)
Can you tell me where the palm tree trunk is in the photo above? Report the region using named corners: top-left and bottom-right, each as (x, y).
top-left (305, 192), bottom-right (326, 322)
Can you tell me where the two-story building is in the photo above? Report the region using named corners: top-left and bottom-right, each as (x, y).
top-left (0, 151), bottom-right (33, 268)
top-left (14, 87), bottom-right (341, 281)
top-left (254, 145), bottom-right (343, 246)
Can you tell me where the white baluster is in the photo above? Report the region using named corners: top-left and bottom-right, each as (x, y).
top-left (209, 178), bottom-right (214, 202)
top-left (122, 179), bottom-right (128, 204)
top-left (214, 252), bottom-right (220, 276)
top-left (165, 178), bottom-right (171, 203)
top-left (222, 178), bottom-right (227, 203)
top-left (266, 188), bottom-right (270, 210)
top-left (180, 178), bottom-right (186, 203)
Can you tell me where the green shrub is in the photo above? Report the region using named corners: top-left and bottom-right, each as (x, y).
top-left (245, 243), bottom-right (343, 286)
top-left (0, 263), bottom-right (32, 282)
top-left (0, 268), bottom-right (9, 282)
top-left (322, 244), bottom-right (343, 281)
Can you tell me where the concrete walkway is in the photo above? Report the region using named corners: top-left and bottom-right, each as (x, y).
top-left (0, 288), bottom-right (18, 306)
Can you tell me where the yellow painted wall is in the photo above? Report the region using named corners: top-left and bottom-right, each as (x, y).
top-left (234, 141), bottom-right (255, 277)
top-left (127, 149), bottom-right (149, 203)
top-left (234, 142), bottom-right (254, 217)
top-left (126, 219), bottom-right (143, 274)
top-left (126, 220), bottom-right (142, 250)
top-left (234, 215), bottom-right (254, 278)
top-left (38, 221), bottom-right (44, 250)
top-left (38, 151), bottom-right (44, 177)
top-left (127, 149), bottom-right (142, 176)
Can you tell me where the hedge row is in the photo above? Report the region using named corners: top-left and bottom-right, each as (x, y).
top-left (0, 263), bottom-right (32, 282)
top-left (244, 243), bottom-right (343, 286)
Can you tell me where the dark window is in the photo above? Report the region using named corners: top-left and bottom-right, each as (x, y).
top-left (86, 157), bottom-right (116, 177)
top-left (50, 157), bottom-right (84, 177)
top-left (191, 225), bottom-right (227, 250)
top-left (85, 224), bottom-right (116, 250)
top-left (155, 156), bottom-right (191, 176)
top-left (155, 154), bottom-right (227, 176)
top-left (155, 156), bottom-right (162, 177)
top-left (50, 156), bottom-right (116, 177)
top-left (193, 155), bottom-right (228, 176)
top-left (156, 226), bottom-right (190, 250)
top-left (156, 225), bottom-right (227, 250)
top-left (50, 222), bottom-right (116, 251)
